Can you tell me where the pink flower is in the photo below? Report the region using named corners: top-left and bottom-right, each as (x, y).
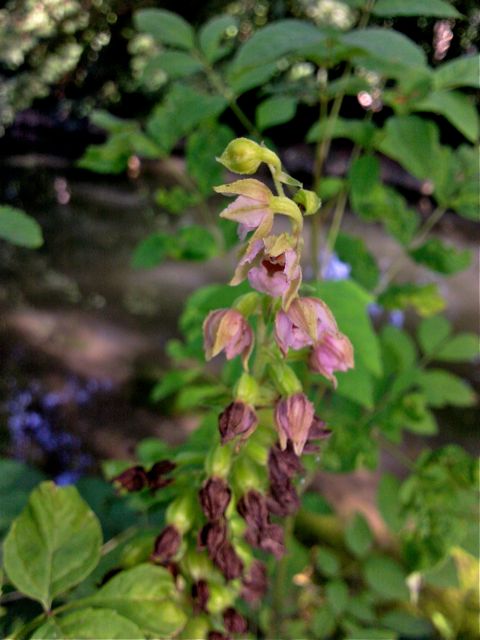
top-left (274, 393), bottom-right (315, 456)
top-left (274, 296), bottom-right (338, 355)
top-left (215, 179), bottom-right (274, 240)
top-left (309, 332), bottom-right (354, 386)
top-left (231, 234), bottom-right (302, 308)
top-left (203, 309), bottom-right (253, 368)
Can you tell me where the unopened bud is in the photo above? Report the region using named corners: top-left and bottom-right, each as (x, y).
top-left (199, 477), bottom-right (232, 521)
top-left (151, 525), bottom-right (182, 564)
top-left (207, 583), bottom-right (234, 614)
top-left (217, 138), bottom-right (281, 174)
top-left (268, 362), bottom-right (303, 396)
top-left (218, 401), bottom-right (258, 445)
top-left (233, 291), bottom-right (261, 317)
top-left (205, 444), bottom-right (232, 477)
top-left (269, 196), bottom-right (303, 227)
top-left (234, 373), bottom-right (260, 405)
top-left (294, 189), bottom-right (321, 215)
top-left (231, 456), bottom-right (263, 492)
top-left (166, 492), bottom-right (197, 533)
top-left (180, 616), bottom-right (209, 640)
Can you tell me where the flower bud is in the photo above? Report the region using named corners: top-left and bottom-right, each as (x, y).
top-left (166, 492), bottom-right (197, 534)
top-left (203, 308), bottom-right (253, 368)
top-left (223, 607), bottom-right (248, 634)
top-left (269, 195), bottom-right (303, 227)
top-left (192, 579), bottom-right (210, 614)
top-left (217, 137), bottom-right (281, 174)
top-left (268, 362), bottom-right (303, 396)
top-left (180, 617), bottom-right (209, 640)
top-left (208, 583), bottom-right (235, 614)
top-left (218, 401), bottom-right (258, 445)
top-left (151, 525), bottom-right (181, 564)
top-left (294, 189), bottom-right (321, 215)
top-left (231, 456), bottom-right (263, 493)
top-left (233, 291), bottom-right (262, 317)
top-left (309, 332), bottom-right (354, 387)
top-left (274, 393), bottom-right (315, 456)
top-left (205, 443), bottom-right (232, 477)
top-left (199, 477), bottom-right (232, 521)
top-left (234, 373), bottom-right (260, 406)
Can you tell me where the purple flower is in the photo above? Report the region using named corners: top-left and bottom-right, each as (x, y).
top-left (274, 296), bottom-right (338, 355)
top-left (113, 465), bottom-right (148, 492)
top-left (198, 520), bottom-right (244, 581)
top-left (237, 490), bottom-right (285, 558)
top-left (267, 444), bottom-right (302, 517)
top-left (241, 560), bottom-right (267, 602)
top-left (192, 579), bottom-right (209, 614)
top-left (274, 393), bottom-right (315, 456)
top-left (309, 331), bottom-right (354, 387)
top-left (203, 309), bottom-right (253, 368)
top-left (223, 607), bottom-right (248, 634)
top-left (218, 401), bottom-right (258, 444)
top-left (303, 415), bottom-right (332, 453)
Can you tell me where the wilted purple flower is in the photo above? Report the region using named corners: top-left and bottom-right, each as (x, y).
top-left (268, 443), bottom-right (303, 480)
top-left (303, 415), bottom-right (332, 453)
top-left (223, 607), bottom-right (248, 634)
top-left (241, 560), bottom-right (268, 602)
top-left (203, 309), bottom-right (253, 368)
top-left (192, 579), bottom-right (209, 614)
top-left (146, 460), bottom-right (176, 490)
top-left (199, 477), bottom-right (232, 521)
top-left (113, 465), bottom-right (148, 492)
top-left (274, 393), bottom-right (315, 456)
top-left (208, 632), bottom-right (230, 640)
top-left (267, 474), bottom-right (300, 517)
top-left (198, 520), bottom-right (227, 553)
top-left (237, 490), bottom-right (285, 558)
top-left (218, 401), bottom-right (258, 444)
top-left (309, 331), bottom-right (354, 386)
top-left (151, 525), bottom-right (181, 564)
top-left (274, 296), bottom-right (338, 355)
top-left (198, 521), bottom-right (244, 581)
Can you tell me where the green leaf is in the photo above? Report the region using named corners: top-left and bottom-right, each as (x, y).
top-left (175, 384), bottom-right (226, 412)
top-left (0, 459), bottom-right (45, 536)
top-left (32, 608), bottom-right (145, 639)
top-left (146, 51), bottom-right (202, 80)
top-left (377, 116), bottom-right (440, 181)
top-left (416, 370), bottom-right (476, 407)
top-left (343, 28), bottom-right (426, 69)
top-left (227, 62), bottom-right (278, 93)
top-left (379, 283), bottom-right (445, 317)
top-left (380, 610), bottom-right (432, 637)
top-left (134, 9), bottom-right (194, 50)
top-left (377, 473), bottom-right (404, 531)
top-left (146, 85), bottom-right (227, 154)
top-left (335, 233), bottom-right (379, 290)
top-left (256, 96), bottom-right (297, 131)
top-left (436, 334), bottom-right (480, 362)
top-left (414, 90), bottom-right (479, 142)
top-left (335, 366), bottom-right (376, 409)
top-left (364, 555), bottom-right (409, 600)
top-left (344, 627), bottom-right (397, 640)
top-left (174, 225), bottom-right (218, 261)
top-left (0, 205), bottom-right (43, 248)
top-left (307, 118), bottom-right (376, 147)
top-left (199, 15), bottom-right (238, 63)
top-left (417, 315), bottom-right (451, 355)
top-left (409, 238), bottom-right (472, 275)
top-left (348, 155), bottom-right (380, 218)
top-left (151, 369), bottom-right (200, 403)
top-left (326, 579), bottom-right (349, 615)
top-left (231, 19), bottom-right (323, 73)
top-left (3, 482), bottom-right (102, 609)
top-left (447, 145), bottom-right (480, 221)
top-left (131, 233), bottom-right (170, 269)
top-left (346, 594), bottom-right (376, 624)
top-left (90, 564), bottom-right (186, 636)
top-left (381, 325), bottom-right (417, 373)
top-left (186, 123), bottom-right (233, 195)
top-left (312, 606), bottom-right (336, 638)
top-left (136, 438), bottom-right (172, 465)
top-left (154, 186), bottom-right (199, 214)
top-left (315, 547), bottom-right (340, 577)
top-left (345, 513), bottom-right (373, 557)
top-left (373, 0), bottom-right (462, 18)
top-left (434, 54), bottom-right (480, 90)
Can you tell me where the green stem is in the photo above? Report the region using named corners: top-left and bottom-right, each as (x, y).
top-left (374, 206), bottom-right (447, 295)
top-left (321, 190), bottom-right (348, 274)
top-left (271, 515), bottom-right (295, 638)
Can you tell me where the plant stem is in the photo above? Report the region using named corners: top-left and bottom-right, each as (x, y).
top-left (374, 206), bottom-right (447, 295)
top-left (271, 514), bottom-right (295, 638)
top-left (321, 190), bottom-right (348, 274)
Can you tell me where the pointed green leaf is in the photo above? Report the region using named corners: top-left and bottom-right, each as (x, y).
top-left (417, 315), bottom-right (451, 354)
top-left (199, 15), bottom-right (238, 63)
top-left (409, 238), bottom-right (472, 275)
top-left (343, 28), bottom-right (426, 68)
top-left (0, 205), bottom-right (43, 248)
top-left (373, 0), bottom-right (462, 18)
top-left (377, 473), bottom-right (404, 531)
top-left (90, 564), bottom-right (186, 636)
top-left (134, 9), bottom-right (194, 50)
top-left (416, 370), bottom-right (476, 407)
top-left (364, 555), bottom-right (409, 600)
top-left (345, 513), bottom-right (373, 557)
top-left (434, 54), bottom-right (480, 90)
top-left (436, 334), bottom-right (480, 362)
top-left (379, 283), bottom-right (445, 317)
top-left (3, 482), bottom-right (102, 609)
top-left (414, 90), bottom-right (479, 142)
top-left (256, 96), bottom-right (297, 131)
top-left (32, 608), bottom-right (144, 639)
